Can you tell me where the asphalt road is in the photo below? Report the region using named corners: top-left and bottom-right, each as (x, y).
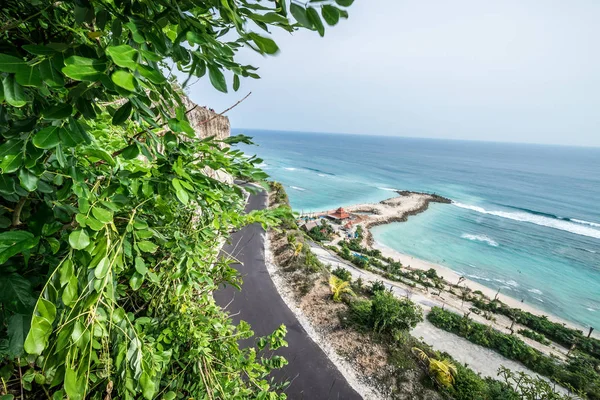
top-left (214, 188), bottom-right (361, 400)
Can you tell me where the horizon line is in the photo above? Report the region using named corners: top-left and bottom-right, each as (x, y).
top-left (231, 127), bottom-right (600, 150)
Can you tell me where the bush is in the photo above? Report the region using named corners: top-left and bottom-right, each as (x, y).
top-left (428, 307), bottom-right (600, 399)
top-left (369, 280), bottom-right (386, 294)
top-left (518, 329), bottom-right (551, 346)
top-left (371, 291), bottom-right (423, 335)
top-left (347, 299), bottom-right (373, 331)
top-left (332, 267), bottom-right (352, 281)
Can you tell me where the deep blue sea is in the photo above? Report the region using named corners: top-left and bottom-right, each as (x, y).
top-left (236, 129), bottom-right (600, 329)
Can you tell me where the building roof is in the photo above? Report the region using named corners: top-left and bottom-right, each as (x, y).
top-left (301, 220), bottom-right (320, 231)
top-left (328, 207), bottom-right (350, 220)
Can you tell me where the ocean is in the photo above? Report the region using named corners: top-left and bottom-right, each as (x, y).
top-left (236, 129), bottom-right (600, 329)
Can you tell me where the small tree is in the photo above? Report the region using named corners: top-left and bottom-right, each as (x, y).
top-left (329, 275), bottom-right (355, 302)
top-left (412, 347), bottom-right (457, 388)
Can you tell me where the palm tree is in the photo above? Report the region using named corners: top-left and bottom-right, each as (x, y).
top-left (293, 242), bottom-right (303, 257)
top-left (329, 275), bottom-right (355, 302)
top-left (412, 347), bottom-right (457, 388)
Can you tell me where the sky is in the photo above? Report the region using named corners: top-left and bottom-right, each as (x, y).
top-left (181, 1), bottom-right (600, 147)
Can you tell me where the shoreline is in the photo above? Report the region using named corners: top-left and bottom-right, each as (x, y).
top-left (370, 240), bottom-right (594, 336)
top-left (310, 190), bottom-right (596, 337)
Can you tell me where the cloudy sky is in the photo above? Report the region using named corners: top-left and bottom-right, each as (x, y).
top-left (183, 1), bottom-right (600, 147)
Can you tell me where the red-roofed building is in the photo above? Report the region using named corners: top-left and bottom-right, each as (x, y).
top-left (328, 207), bottom-right (350, 220)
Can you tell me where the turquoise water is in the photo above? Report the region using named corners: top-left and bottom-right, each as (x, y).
top-left (237, 129), bottom-right (600, 329)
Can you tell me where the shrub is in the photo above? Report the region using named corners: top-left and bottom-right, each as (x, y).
top-left (518, 328), bottom-right (551, 346)
top-left (332, 267), bottom-right (352, 281)
top-left (347, 299), bottom-right (373, 330)
top-left (371, 291), bottom-right (423, 335)
top-left (369, 280), bottom-right (386, 294)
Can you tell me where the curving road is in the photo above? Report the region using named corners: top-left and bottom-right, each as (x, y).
top-left (214, 188), bottom-right (361, 400)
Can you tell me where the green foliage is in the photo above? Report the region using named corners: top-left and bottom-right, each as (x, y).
top-left (329, 275), bottom-right (354, 302)
top-left (371, 290), bottom-right (423, 335)
top-left (428, 307), bottom-right (600, 399)
top-left (332, 266), bottom-right (352, 281)
top-left (369, 280), bottom-right (386, 294)
top-left (347, 290), bottom-right (422, 336)
top-left (0, 0), bottom-right (353, 398)
top-left (519, 328), bottom-right (551, 346)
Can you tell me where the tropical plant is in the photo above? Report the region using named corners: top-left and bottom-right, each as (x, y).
top-left (293, 241), bottom-right (303, 257)
top-left (331, 266), bottom-right (352, 281)
top-left (370, 290), bottom-right (423, 335)
top-left (0, 0), bottom-right (354, 398)
top-left (412, 347), bottom-right (457, 388)
top-left (329, 275), bottom-right (354, 302)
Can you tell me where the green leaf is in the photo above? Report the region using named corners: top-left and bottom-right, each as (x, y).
top-left (167, 119), bottom-right (194, 136)
top-left (94, 256), bottom-right (110, 279)
top-left (0, 153), bottom-right (24, 174)
top-left (112, 101), bottom-right (132, 125)
top-left (137, 64), bottom-right (166, 84)
top-left (140, 371), bottom-right (156, 399)
top-left (32, 126), bottom-right (61, 149)
top-left (69, 230), bottom-right (90, 250)
top-left (81, 148), bottom-right (115, 166)
top-left (0, 231), bottom-right (39, 265)
top-left (22, 45), bottom-right (57, 56)
top-left (0, 139), bottom-right (23, 158)
top-left (3, 75), bottom-right (27, 107)
top-left (62, 275), bottom-right (78, 307)
top-left (40, 60), bottom-right (64, 87)
top-left (59, 259), bottom-right (74, 287)
top-left (321, 5), bottom-right (340, 26)
top-left (111, 70), bottom-right (136, 91)
top-left (38, 298), bottom-right (56, 323)
top-left (121, 144), bottom-right (139, 159)
top-left (92, 207), bottom-right (113, 223)
top-left (0, 54), bottom-right (26, 73)
top-left (134, 256), bottom-right (147, 275)
top-left (41, 104), bottom-right (73, 120)
top-left (307, 7), bottom-right (325, 36)
top-left (64, 367), bottom-right (84, 400)
top-left (0, 174), bottom-right (16, 195)
top-left (7, 314), bottom-right (29, 358)
top-left (62, 56), bottom-right (106, 82)
top-left (18, 168), bottom-right (38, 192)
top-left (233, 74), bottom-right (240, 91)
top-left (335, 0), bottom-right (354, 6)
top-left (23, 315), bottom-right (52, 355)
top-left (106, 45), bottom-right (138, 69)
top-left (208, 65), bottom-right (227, 93)
top-left (59, 126), bottom-right (87, 148)
top-left (248, 33), bottom-right (279, 54)
top-left (290, 4), bottom-right (313, 28)
top-left (0, 273), bottom-right (35, 313)
top-left (137, 241), bottom-right (158, 253)
top-left (129, 272), bottom-right (144, 290)
top-left (15, 65), bottom-right (42, 87)
top-left (172, 179), bottom-right (189, 205)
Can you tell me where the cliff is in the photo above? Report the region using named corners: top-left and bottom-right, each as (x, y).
top-left (181, 95), bottom-right (230, 141)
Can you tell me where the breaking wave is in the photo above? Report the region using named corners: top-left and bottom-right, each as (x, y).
top-left (453, 202), bottom-right (600, 239)
top-left (378, 187), bottom-right (398, 192)
top-left (528, 288), bottom-right (543, 295)
top-left (284, 167), bottom-right (297, 171)
top-left (461, 233), bottom-right (499, 247)
top-left (290, 186), bottom-right (306, 191)
top-left (572, 219), bottom-right (600, 228)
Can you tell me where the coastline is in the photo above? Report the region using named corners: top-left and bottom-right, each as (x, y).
top-left (370, 240), bottom-right (593, 336)
top-left (310, 190), bottom-right (596, 337)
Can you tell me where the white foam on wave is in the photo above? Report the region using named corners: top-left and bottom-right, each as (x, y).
top-left (318, 173), bottom-right (329, 177)
top-left (453, 202), bottom-right (600, 239)
top-left (534, 297), bottom-right (544, 303)
top-left (587, 308), bottom-right (596, 312)
top-left (290, 186), bottom-right (306, 191)
top-left (284, 167), bottom-right (297, 171)
top-left (466, 274), bottom-right (492, 282)
top-left (461, 233), bottom-right (499, 247)
top-left (377, 187), bottom-right (398, 192)
top-left (572, 219), bottom-right (600, 228)
top-left (493, 278), bottom-right (519, 287)
top-left (528, 288), bottom-right (543, 295)
top-left (256, 162), bottom-right (268, 168)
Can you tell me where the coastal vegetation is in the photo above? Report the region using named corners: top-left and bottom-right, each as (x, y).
top-left (268, 183), bottom-right (578, 400)
top-left (0, 0), bottom-right (355, 398)
top-left (428, 307), bottom-right (599, 398)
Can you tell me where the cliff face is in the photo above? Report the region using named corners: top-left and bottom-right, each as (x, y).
top-left (181, 95), bottom-right (233, 184)
top-left (181, 95), bottom-right (230, 141)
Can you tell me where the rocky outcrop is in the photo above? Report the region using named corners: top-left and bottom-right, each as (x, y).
top-left (181, 95), bottom-right (230, 141)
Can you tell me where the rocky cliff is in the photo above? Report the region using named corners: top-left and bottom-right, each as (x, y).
top-left (181, 95), bottom-right (230, 141)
